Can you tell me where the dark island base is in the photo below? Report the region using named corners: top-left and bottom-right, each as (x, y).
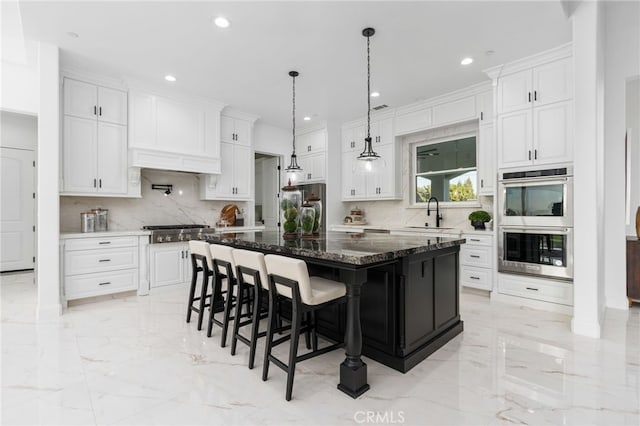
top-left (361, 320), bottom-right (463, 373)
top-left (311, 245), bottom-right (464, 374)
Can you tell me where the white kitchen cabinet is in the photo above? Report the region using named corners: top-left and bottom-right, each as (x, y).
top-left (149, 242), bottom-right (192, 289)
top-left (342, 124), bottom-right (365, 152)
top-left (341, 153), bottom-right (367, 199)
top-left (370, 117), bottom-right (394, 146)
top-left (62, 234), bottom-right (141, 301)
top-left (497, 273), bottom-right (573, 307)
top-left (221, 115), bottom-right (251, 146)
top-left (342, 117), bottom-right (391, 151)
top-left (497, 100), bottom-right (573, 168)
top-left (128, 90), bottom-right (224, 174)
top-left (200, 142), bottom-right (252, 200)
top-left (432, 96), bottom-right (476, 127)
top-left (394, 107), bottom-right (432, 136)
top-left (476, 90), bottom-right (494, 124)
top-left (477, 124), bottom-right (495, 195)
top-left (62, 77), bottom-right (132, 196)
top-left (341, 144), bottom-right (400, 201)
top-left (298, 151), bottom-right (326, 183)
top-left (460, 233), bottom-right (494, 291)
top-left (62, 116), bottom-right (127, 195)
top-left (298, 129), bottom-right (327, 154)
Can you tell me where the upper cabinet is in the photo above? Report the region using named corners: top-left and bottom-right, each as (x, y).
top-left (61, 77), bottom-right (132, 196)
top-left (477, 123), bottom-right (495, 195)
top-left (200, 112), bottom-right (257, 200)
top-left (476, 90), bottom-right (494, 124)
top-left (296, 128), bottom-right (327, 184)
top-left (492, 46), bottom-right (573, 169)
top-left (221, 115), bottom-right (251, 146)
top-left (128, 90), bottom-right (224, 174)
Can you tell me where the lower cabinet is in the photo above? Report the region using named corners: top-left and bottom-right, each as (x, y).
top-left (62, 234), bottom-right (143, 301)
top-left (496, 273), bottom-right (573, 307)
top-left (149, 242), bottom-right (192, 288)
top-left (459, 233), bottom-right (494, 291)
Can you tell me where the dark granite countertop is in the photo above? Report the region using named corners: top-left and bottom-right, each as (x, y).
top-left (204, 231), bottom-right (465, 266)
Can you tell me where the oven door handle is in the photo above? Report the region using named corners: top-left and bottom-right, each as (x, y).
top-left (499, 176), bottom-right (570, 186)
top-left (500, 227), bottom-right (571, 234)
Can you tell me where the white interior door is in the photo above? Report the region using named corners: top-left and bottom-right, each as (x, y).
top-left (1, 148), bottom-right (35, 271)
top-left (261, 156), bottom-right (280, 230)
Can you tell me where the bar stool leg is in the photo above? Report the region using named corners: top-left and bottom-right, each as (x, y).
top-left (286, 304), bottom-right (302, 401)
top-left (206, 275), bottom-right (219, 338)
top-left (248, 286), bottom-right (262, 369)
top-left (220, 279), bottom-right (234, 348)
top-left (196, 270), bottom-right (209, 331)
top-left (230, 279), bottom-right (246, 356)
top-left (262, 289), bottom-right (277, 381)
top-left (186, 265), bottom-right (198, 323)
top-left (311, 310), bottom-right (318, 351)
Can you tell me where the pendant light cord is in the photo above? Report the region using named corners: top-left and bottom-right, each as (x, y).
top-left (292, 73), bottom-right (296, 156)
top-left (366, 33), bottom-right (371, 141)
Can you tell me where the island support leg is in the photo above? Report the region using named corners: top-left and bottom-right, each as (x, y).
top-left (337, 269), bottom-right (370, 398)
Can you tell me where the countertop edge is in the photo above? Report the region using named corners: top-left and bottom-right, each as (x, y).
top-left (60, 230), bottom-right (151, 239)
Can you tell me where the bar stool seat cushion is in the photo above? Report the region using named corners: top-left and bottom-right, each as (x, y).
top-left (265, 255), bottom-right (345, 305)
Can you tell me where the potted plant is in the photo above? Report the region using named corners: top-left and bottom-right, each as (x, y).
top-left (468, 210), bottom-right (491, 230)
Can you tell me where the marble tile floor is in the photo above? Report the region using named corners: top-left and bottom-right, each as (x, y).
top-left (2, 271), bottom-right (639, 426)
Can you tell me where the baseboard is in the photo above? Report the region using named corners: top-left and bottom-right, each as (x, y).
top-left (36, 303), bottom-right (62, 320)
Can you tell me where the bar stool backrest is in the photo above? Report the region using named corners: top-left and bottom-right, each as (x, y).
top-left (231, 249), bottom-right (269, 290)
top-left (264, 254), bottom-right (313, 305)
top-left (189, 240), bottom-right (213, 269)
top-left (210, 244), bottom-right (236, 277)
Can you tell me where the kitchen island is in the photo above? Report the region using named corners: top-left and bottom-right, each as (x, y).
top-left (206, 231), bottom-right (465, 398)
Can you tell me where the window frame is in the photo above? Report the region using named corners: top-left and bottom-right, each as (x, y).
top-left (410, 131), bottom-right (481, 208)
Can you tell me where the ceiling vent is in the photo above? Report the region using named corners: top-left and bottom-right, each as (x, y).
top-left (372, 104), bottom-right (388, 111)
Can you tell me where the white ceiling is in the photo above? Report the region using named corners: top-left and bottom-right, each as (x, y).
top-left (17, 1), bottom-right (572, 129)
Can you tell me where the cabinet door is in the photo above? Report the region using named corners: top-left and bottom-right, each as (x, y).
top-left (64, 78), bottom-right (97, 120)
top-left (373, 117), bottom-right (394, 145)
top-left (476, 90), bottom-right (494, 124)
top-left (234, 119), bottom-right (251, 146)
top-left (477, 124), bottom-right (495, 195)
top-left (63, 116), bottom-right (97, 193)
top-left (533, 100), bottom-right (573, 165)
top-left (156, 98), bottom-right (204, 154)
top-left (129, 91), bottom-right (156, 148)
top-left (367, 145), bottom-right (394, 197)
top-left (342, 127), bottom-right (355, 152)
top-left (498, 70), bottom-right (532, 114)
top-left (97, 123), bottom-right (127, 194)
top-left (395, 108), bottom-right (432, 135)
top-left (215, 142), bottom-right (235, 196)
top-left (233, 144), bottom-right (251, 198)
top-left (150, 244), bottom-right (185, 288)
top-left (432, 96), bottom-right (477, 127)
top-left (533, 57), bottom-right (572, 107)
top-left (98, 86), bottom-right (127, 125)
top-left (220, 116), bottom-right (235, 143)
top-left (182, 243), bottom-right (192, 283)
top-left (497, 109), bottom-right (532, 168)
top-left (341, 154), bottom-right (366, 199)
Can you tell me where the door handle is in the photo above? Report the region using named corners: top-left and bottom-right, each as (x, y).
top-left (526, 287), bottom-right (539, 291)
top-left (99, 179), bottom-right (102, 188)
top-left (98, 282), bottom-right (111, 286)
top-left (93, 178), bottom-right (97, 188)
top-left (470, 255), bottom-right (480, 259)
top-left (98, 259), bottom-right (111, 262)
top-left (528, 150), bottom-right (531, 160)
top-left (94, 106), bottom-right (97, 115)
top-left (480, 111), bottom-right (484, 121)
top-left (98, 241), bottom-right (111, 245)
top-left (481, 179), bottom-right (484, 188)
top-left (99, 106), bottom-right (102, 116)
top-left (528, 92), bottom-right (531, 102)
top-left (534, 91), bottom-right (537, 101)
top-left (470, 238), bottom-right (480, 242)
top-left (534, 149), bottom-right (538, 160)
top-left (470, 276), bottom-right (480, 280)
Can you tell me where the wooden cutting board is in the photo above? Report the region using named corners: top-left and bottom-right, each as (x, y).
top-left (220, 204), bottom-right (239, 226)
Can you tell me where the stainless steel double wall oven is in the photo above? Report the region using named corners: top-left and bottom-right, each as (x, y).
top-left (498, 166), bottom-right (573, 281)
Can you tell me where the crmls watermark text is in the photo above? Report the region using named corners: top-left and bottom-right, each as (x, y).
top-left (353, 410), bottom-right (405, 424)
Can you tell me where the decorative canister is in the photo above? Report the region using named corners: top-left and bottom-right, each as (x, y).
top-left (307, 193), bottom-right (322, 235)
top-left (280, 180), bottom-right (302, 239)
top-left (350, 206), bottom-right (364, 223)
top-left (300, 202), bottom-right (316, 238)
top-left (92, 208), bottom-right (109, 232)
top-left (80, 212), bottom-right (96, 233)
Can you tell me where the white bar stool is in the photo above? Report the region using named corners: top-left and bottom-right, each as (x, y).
top-left (263, 254), bottom-right (346, 401)
top-left (186, 241), bottom-right (213, 330)
top-left (208, 244), bottom-right (242, 347)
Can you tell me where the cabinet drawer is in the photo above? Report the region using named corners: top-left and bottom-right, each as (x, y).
top-left (65, 269), bottom-right (138, 300)
top-left (65, 236), bottom-right (138, 251)
top-left (460, 245), bottom-right (492, 267)
top-left (65, 246), bottom-right (138, 275)
top-left (463, 234), bottom-right (493, 246)
top-left (498, 275), bottom-right (573, 306)
top-left (460, 266), bottom-right (492, 291)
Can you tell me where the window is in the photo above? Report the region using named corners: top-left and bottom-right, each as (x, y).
top-left (413, 134), bottom-right (477, 203)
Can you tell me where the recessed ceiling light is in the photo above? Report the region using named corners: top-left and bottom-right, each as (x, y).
top-left (164, 75), bottom-right (177, 82)
top-left (485, 50), bottom-right (495, 56)
top-left (460, 57), bottom-right (474, 66)
top-left (303, 116), bottom-right (311, 121)
top-left (214, 16), bottom-right (230, 28)
top-left (370, 92), bottom-right (380, 98)
top-left (66, 32), bottom-right (79, 38)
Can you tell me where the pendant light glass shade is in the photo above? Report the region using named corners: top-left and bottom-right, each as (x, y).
top-left (356, 27), bottom-right (384, 174)
top-left (285, 70), bottom-right (304, 183)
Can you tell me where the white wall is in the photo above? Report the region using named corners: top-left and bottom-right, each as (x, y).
top-left (603, 1), bottom-right (640, 309)
top-left (253, 121), bottom-right (290, 157)
top-left (0, 111), bottom-right (37, 150)
top-left (1, 39), bottom-right (39, 114)
top-left (36, 43), bottom-right (62, 320)
top-left (571, 1), bottom-right (607, 338)
top-left (627, 79), bottom-right (640, 236)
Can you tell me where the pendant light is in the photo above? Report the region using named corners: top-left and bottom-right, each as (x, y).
top-left (285, 70), bottom-right (304, 183)
top-left (356, 27), bottom-right (385, 174)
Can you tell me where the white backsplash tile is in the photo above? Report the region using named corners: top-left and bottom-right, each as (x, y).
top-left (60, 170), bottom-right (246, 232)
